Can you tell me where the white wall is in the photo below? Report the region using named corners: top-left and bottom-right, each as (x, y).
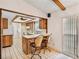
top-left (0, 0), bottom-right (46, 18)
top-left (47, 4), bottom-right (79, 52)
top-left (2, 11), bottom-right (16, 35)
top-left (56, 4), bottom-right (79, 17)
top-left (78, 19), bottom-right (79, 57)
top-left (48, 15), bottom-right (63, 52)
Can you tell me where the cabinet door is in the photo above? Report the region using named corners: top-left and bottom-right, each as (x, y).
top-left (2, 18), bottom-right (8, 29)
top-left (2, 36), bottom-right (6, 47)
top-left (39, 19), bottom-right (43, 29)
top-left (5, 36), bottom-right (10, 46)
top-left (6, 35), bottom-right (12, 46)
top-left (39, 18), bottom-right (47, 29)
top-left (2, 35), bottom-right (13, 47)
top-left (22, 37), bottom-right (28, 54)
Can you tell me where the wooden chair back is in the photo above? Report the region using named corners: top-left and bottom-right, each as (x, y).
top-left (35, 35), bottom-right (43, 47)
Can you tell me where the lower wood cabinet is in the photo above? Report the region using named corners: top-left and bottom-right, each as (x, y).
top-left (22, 37), bottom-right (31, 55)
top-left (2, 35), bottom-right (13, 48)
top-left (22, 37), bottom-right (35, 55)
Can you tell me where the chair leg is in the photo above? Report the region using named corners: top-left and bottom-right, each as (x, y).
top-left (31, 48), bottom-right (42, 59)
top-left (43, 47), bottom-right (51, 54)
top-left (47, 47), bottom-right (51, 52)
top-left (31, 53), bottom-right (42, 59)
top-left (43, 48), bottom-right (46, 54)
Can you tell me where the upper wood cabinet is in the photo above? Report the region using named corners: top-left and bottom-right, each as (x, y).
top-left (1, 18), bottom-right (8, 29)
top-left (39, 18), bottom-right (47, 29)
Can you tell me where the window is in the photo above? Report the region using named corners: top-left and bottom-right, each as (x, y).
top-left (62, 15), bottom-right (79, 58)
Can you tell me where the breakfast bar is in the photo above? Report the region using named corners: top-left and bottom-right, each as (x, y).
top-left (22, 34), bottom-right (40, 55)
top-left (22, 33), bottom-right (50, 55)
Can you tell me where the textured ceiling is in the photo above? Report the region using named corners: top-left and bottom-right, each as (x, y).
top-left (24, 0), bottom-right (79, 13)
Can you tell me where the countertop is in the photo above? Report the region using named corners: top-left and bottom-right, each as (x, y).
top-left (23, 34), bottom-right (40, 39)
top-left (22, 33), bottom-right (51, 39)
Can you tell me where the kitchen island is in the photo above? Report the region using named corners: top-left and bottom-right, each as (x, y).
top-left (22, 34), bottom-right (40, 55)
top-left (22, 33), bottom-right (50, 55)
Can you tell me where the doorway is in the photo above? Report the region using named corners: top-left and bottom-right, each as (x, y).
top-left (12, 23), bottom-right (22, 46)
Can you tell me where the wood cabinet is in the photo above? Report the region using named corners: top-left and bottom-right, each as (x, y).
top-left (22, 37), bottom-right (34, 55)
top-left (1, 18), bottom-right (12, 48)
top-left (22, 35), bottom-right (49, 55)
top-left (39, 18), bottom-right (47, 32)
top-left (2, 35), bottom-right (13, 47)
top-left (39, 18), bottom-right (47, 29)
top-left (1, 18), bottom-right (8, 29)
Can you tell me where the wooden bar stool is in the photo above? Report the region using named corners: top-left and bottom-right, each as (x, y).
top-left (42, 33), bottom-right (52, 54)
top-left (30, 35), bottom-right (43, 59)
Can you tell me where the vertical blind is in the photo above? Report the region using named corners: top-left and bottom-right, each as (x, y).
top-left (63, 15), bottom-right (79, 58)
